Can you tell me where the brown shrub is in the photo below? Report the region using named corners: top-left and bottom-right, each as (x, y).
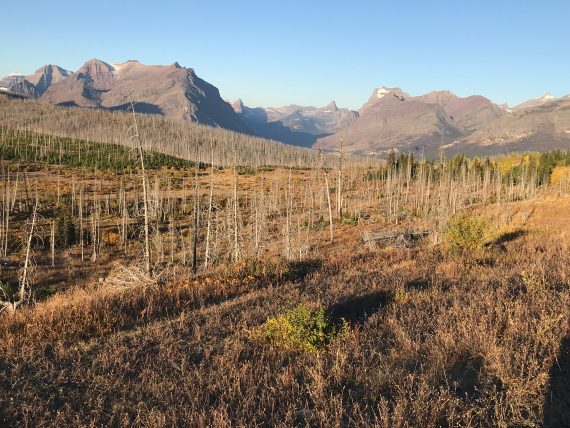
top-left (0, 232), bottom-right (568, 427)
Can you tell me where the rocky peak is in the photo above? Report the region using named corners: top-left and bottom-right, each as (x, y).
top-left (78, 59), bottom-right (115, 76)
top-left (325, 100), bottom-right (338, 111)
top-left (230, 98), bottom-right (245, 113)
top-left (26, 65), bottom-right (72, 96)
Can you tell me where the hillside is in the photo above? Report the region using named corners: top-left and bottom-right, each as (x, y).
top-left (514, 93), bottom-right (557, 111)
top-left (0, 109), bottom-right (569, 425)
top-left (0, 96), bottom-right (323, 168)
top-left (1, 177), bottom-right (569, 426)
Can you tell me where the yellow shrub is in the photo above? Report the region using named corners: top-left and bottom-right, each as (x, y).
top-left (253, 304), bottom-right (347, 353)
top-left (446, 214), bottom-right (490, 254)
top-left (103, 230), bottom-right (121, 246)
top-left (551, 166), bottom-right (570, 185)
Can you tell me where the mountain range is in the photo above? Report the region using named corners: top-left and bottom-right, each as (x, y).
top-left (230, 99), bottom-right (358, 147)
top-left (2, 58), bottom-right (569, 157)
top-left (1, 59), bottom-right (248, 133)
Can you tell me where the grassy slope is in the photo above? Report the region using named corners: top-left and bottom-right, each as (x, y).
top-left (1, 197), bottom-right (569, 427)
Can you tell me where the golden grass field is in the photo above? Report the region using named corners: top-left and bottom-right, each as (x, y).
top-left (0, 159), bottom-right (568, 426)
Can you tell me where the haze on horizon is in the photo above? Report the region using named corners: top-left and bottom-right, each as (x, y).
top-left (2, 0), bottom-right (569, 110)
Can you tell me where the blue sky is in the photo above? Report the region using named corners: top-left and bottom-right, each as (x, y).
top-left (2, 0), bottom-right (569, 109)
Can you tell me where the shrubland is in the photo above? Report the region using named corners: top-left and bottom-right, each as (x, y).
top-left (0, 99), bottom-right (569, 426)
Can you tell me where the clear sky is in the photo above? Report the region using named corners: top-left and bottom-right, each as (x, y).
top-left (2, 0), bottom-right (568, 110)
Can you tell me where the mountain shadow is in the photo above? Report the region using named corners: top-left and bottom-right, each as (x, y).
top-left (56, 101), bottom-right (79, 108)
top-left (543, 323), bottom-right (570, 427)
top-left (249, 121), bottom-right (325, 148)
top-left (0, 91), bottom-right (29, 100)
top-left (54, 101), bottom-right (163, 116)
top-left (108, 102), bottom-right (163, 115)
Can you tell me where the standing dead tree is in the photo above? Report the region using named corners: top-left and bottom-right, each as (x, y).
top-left (204, 146), bottom-right (214, 269)
top-left (18, 195), bottom-right (39, 307)
top-left (232, 146), bottom-right (240, 262)
top-left (192, 155), bottom-right (200, 274)
top-left (337, 135), bottom-right (344, 220)
top-left (1, 195), bottom-right (39, 314)
top-left (320, 151), bottom-right (334, 243)
top-left (125, 87), bottom-right (152, 276)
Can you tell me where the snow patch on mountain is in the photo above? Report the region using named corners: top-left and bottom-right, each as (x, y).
top-left (112, 63), bottom-right (127, 75)
top-left (376, 87), bottom-right (389, 99)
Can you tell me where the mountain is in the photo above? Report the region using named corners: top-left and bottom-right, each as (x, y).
top-left (1, 59), bottom-right (249, 134)
top-left (513, 93), bottom-right (557, 111)
top-left (445, 97), bottom-right (570, 156)
top-left (415, 91), bottom-right (505, 132)
top-left (38, 59), bottom-right (249, 132)
top-left (0, 65), bottom-right (73, 98)
top-left (230, 99), bottom-right (358, 147)
top-left (40, 59), bottom-right (114, 108)
top-left (315, 87), bottom-right (507, 157)
top-left (26, 65), bottom-right (72, 97)
top-left (2, 60), bottom-right (568, 156)
top-left (0, 74), bottom-right (37, 98)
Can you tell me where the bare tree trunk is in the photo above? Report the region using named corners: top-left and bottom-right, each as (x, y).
top-left (91, 193), bottom-right (98, 263)
top-left (79, 186), bottom-right (84, 262)
top-left (125, 83), bottom-right (151, 276)
top-left (57, 169), bottom-right (61, 205)
top-left (285, 168), bottom-right (292, 258)
top-left (320, 151), bottom-right (334, 244)
top-left (337, 136), bottom-right (343, 219)
top-left (2, 166), bottom-right (8, 258)
top-left (50, 220), bottom-right (55, 267)
top-left (204, 147), bottom-right (214, 269)
top-left (192, 162), bottom-right (199, 274)
top-left (19, 196), bottom-right (39, 305)
top-left (232, 151), bottom-right (240, 263)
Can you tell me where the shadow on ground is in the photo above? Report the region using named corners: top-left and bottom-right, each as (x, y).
top-left (283, 259), bottom-right (323, 283)
top-left (328, 290), bottom-right (393, 325)
top-left (543, 324), bottom-right (570, 427)
top-left (493, 228), bottom-right (526, 246)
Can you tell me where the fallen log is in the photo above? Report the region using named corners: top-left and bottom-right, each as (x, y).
top-left (362, 230), bottom-right (429, 248)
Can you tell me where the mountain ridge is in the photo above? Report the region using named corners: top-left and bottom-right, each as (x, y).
top-left (315, 87), bottom-right (568, 157)
top-left (1, 58), bottom-right (250, 134)
top-left (1, 59), bottom-right (568, 157)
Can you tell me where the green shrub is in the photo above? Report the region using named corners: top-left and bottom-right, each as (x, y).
top-left (446, 214), bottom-right (490, 254)
top-left (254, 304), bottom-right (347, 353)
top-left (55, 207), bottom-right (76, 248)
top-left (236, 166), bottom-right (256, 176)
top-left (340, 211), bottom-right (359, 226)
top-left (0, 130), bottom-right (195, 172)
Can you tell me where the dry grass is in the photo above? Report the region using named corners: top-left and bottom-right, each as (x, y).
top-left (1, 197), bottom-right (569, 427)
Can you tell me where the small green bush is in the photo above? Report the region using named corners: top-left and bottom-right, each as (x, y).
top-left (254, 304), bottom-right (347, 353)
top-left (55, 206), bottom-right (76, 249)
top-left (446, 214), bottom-right (490, 254)
top-left (236, 166), bottom-right (256, 176)
top-left (340, 211), bottom-right (359, 226)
